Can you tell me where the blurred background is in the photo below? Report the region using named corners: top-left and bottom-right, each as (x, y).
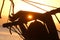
top-left (0, 0), bottom-right (60, 40)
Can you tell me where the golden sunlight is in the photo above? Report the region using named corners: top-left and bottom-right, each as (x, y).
top-left (0, 0), bottom-right (60, 29)
top-left (27, 15), bottom-right (33, 20)
top-left (0, 0), bottom-right (60, 40)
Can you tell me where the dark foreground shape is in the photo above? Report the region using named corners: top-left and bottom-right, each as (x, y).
top-left (3, 8), bottom-right (60, 40)
top-left (3, 21), bottom-right (19, 28)
top-left (24, 21), bottom-right (49, 40)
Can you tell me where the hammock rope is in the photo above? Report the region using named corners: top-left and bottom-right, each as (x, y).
top-left (23, 1), bottom-right (48, 11)
top-left (27, 1), bottom-right (58, 8)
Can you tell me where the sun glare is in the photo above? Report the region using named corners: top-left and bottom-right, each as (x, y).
top-left (0, 0), bottom-right (60, 33)
top-left (0, 0), bottom-right (60, 40)
top-left (27, 15), bottom-right (33, 20)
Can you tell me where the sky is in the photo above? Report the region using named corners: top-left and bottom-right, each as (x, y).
top-left (0, 0), bottom-right (60, 40)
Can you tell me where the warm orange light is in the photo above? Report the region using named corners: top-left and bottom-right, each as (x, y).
top-left (28, 15), bottom-right (33, 19)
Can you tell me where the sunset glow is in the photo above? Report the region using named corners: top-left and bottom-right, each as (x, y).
top-left (0, 0), bottom-right (60, 32)
top-left (0, 0), bottom-right (60, 40)
top-left (27, 15), bottom-right (33, 20)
